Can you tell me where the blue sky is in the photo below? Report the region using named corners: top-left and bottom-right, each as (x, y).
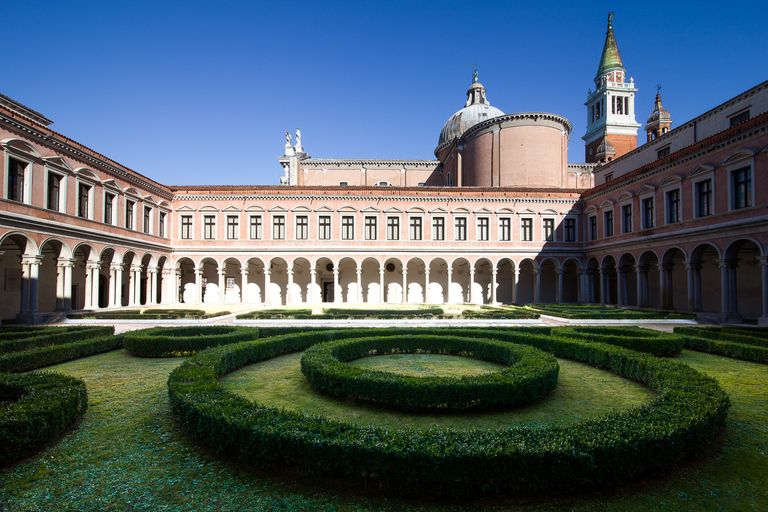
top-left (4, 1), bottom-right (767, 186)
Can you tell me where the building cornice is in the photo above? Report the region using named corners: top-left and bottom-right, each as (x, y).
top-left (298, 158), bottom-right (439, 168)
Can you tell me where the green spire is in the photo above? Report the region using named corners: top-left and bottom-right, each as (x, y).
top-left (596, 11), bottom-right (624, 78)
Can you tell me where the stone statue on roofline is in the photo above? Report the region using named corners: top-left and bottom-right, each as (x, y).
top-left (285, 131), bottom-right (292, 146)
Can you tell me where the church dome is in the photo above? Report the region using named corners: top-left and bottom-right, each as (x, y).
top-left (436, 79), bottom-right (504, 154)
top-left (647, 93), bottom-right (671, 124)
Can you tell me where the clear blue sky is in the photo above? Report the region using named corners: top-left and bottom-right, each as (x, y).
top-left (4, 1), bottom-right (767, 186)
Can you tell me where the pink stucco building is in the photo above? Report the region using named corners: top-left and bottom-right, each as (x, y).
top-left (1, 16), bottom-right (766, 325)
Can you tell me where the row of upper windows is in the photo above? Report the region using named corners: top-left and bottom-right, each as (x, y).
top-left (180, 213), bottom-right (579, 243)
top-left (4, 156), bottom-right (168, 237)
top-left (587, 166), bottom-right (753, 241)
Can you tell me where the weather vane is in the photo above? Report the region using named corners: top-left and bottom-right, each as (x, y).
top-left (608, 11), bottom-right (614, 23)
top-left (656, 83), bottom-right (662, 94)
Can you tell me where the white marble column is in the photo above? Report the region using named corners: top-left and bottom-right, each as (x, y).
top-left (218, 266), bottom-right (226, 304)
top-left (240, 267), bottom-right (249, 303)
top-left (401, 268), bottom-right (408, 303)
top-left (264, 268), bottom-right (272, 306)
top-left (148, 267), bottom-right (158, 305)
top-left (555, 269), bottom-right (564, 304)
top-left (379, 267), bottom-right (385, 303)
top-left (27, 256), bottom-right (43, 314)
top-left (333, 268), bottom-right (340, 303)
top-left (717, 259), bottom-right (731, 318)
top-left (490, 268), bottom-right (497, 305)
top-left (286, 268), bottom-right (294, 305)
top-left (424, 268), bottom-right (431, 304)
top-left (195, 268), bottom-right (204, 304)
top-left (356, 267), bottom-right (362, 304)
top-left (758, 256), bottom-right (768, 326)
top-left (512, 267), bottom-right (519, 304)
top-left (447, 268), bottom-right (454, 303)
top-left (468, 268), bottom-right (475, 303)
top-left (57, 258), bottom-right (75, 311)
top-left (311, 268), bottom-right (318, 303)
top-left (115, 264), bottom-right (124, 307)
top-left (533, 269), bottom-right (541, 303)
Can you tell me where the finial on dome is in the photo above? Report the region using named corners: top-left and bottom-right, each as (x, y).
top-left (596, 11), bottom-right (624, 80)
top-left (608, 11), bottom-right (614, 26)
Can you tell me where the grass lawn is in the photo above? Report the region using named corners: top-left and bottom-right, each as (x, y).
top-left (0, 345), bottom-right (766, 511)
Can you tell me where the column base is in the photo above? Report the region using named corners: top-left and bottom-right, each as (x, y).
top-left (758, 316), bottom-right (768, 327)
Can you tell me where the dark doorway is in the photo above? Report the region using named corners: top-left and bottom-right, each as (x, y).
top-left (323, 281), bottom-right (334, 302)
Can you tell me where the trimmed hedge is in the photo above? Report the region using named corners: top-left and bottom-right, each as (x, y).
top-left (0, 326), bottom-right (115, 355)
top-left (0, 326), bottom-right (98, 342)
top-left (0, 334), bottom-right (125, 373)
top-left (554, 326), bottom-right (683, 356)
top-left (167, 327), bottom-right (729, 495)
top-left (323, 307), bottom-right (444, 317)
top-left (523, 304), bottom-right (695, 320)
top-left (67, 308), bottom-right (230, 320)
top-left (124, 326), bottom-right (259, 357)
top-left (461, 309), bottom-right (540, 319)
top-left (673, 326), bottom-right (768, 363)
top-left (0, 371), bottom-right (88, 466)
top-left (300, 335), bottom-right (558, 410)
top-left (675, 326), bottom-right (768, 348)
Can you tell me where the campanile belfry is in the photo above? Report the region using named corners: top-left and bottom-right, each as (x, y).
top-left (583, 12), bottom-right (640, 163)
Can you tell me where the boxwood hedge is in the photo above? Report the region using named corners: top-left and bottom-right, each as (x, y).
top-left (124, 326), bottom-right (259, 357)
top-left (0, 334), bottom-right (124, 373)
top-left (0, 326), bottom-right (114, 355)
top-left (167, 327), bottom-right (729, 495)
top-left (300, 334), bottom-right (558, 410)
top-left (673, 326), bottom-right (768, 363)
top-left (554, 326), bottom-right (683, 356)
top-left (0, 371), bottom-right (88, 466)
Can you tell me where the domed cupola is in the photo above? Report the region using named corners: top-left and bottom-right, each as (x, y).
top-left (436, 73), bottom-right (504, 156)
top-left (645, 87), bottom-right (673, 141)
top-left (596, 133), bottom-right (616, 163)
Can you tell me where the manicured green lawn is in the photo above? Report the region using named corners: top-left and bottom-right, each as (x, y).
top-left (1, 346), bottom-right (766, 511)
top-left (221, 352), bottom-right (654, 430)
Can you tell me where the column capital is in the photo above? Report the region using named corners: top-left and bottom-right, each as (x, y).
top-left (683, 260), bottom-right (702, 271)
top-left (635, 264), bottom-right (649, 273)
top-left (22, 254), bottom-right (45, 265)
top-left (87, 260), bottom-right (103, 270)
top-left (379, 268), bottom-right (385, 275)
top-left (447, 268), bottom-right (453, 276)
top-left (533, 269), bottom-right (542, 276)
top-left (491, 268), bottom-right (497, 276)
top-left (756, 256), bottom-right (768, 266)
top-left (425, 268), bottom-right (431, 276)
top-left (555, 269), bottom-right (565, 276)
top-left (58, 257), bottom-right (77, 267)
top-left (402, 269), bottom-right (408, 276)
top-left (356, 268), bottom-right (362, 276)
top-left (240, 267), bottom-right (249, 276)
top-left (147, 267), bottom-right (159, 274)
top-left (715, 258), bottom-right (737, 269)
top-left (310, 268), bottom-right (317, 276)
top-left (130, 264), bottom-right (143, 272)
top-left (287, 268), bottom-right (294, 276)
top-left (194, 268), bottom-right (204, 276)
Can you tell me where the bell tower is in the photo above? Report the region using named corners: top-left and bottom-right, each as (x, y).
top-left (583, 12), bottom-right (640, 163)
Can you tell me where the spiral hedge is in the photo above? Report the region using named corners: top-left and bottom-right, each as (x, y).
top-left (167, 327), bottom-right (730, 495)
top-left (124, 326), bottom-right (259, 357)
top-left (300, 334), bottom-right (559, 411)
top-left (0, 371), bottom-right (88, 466)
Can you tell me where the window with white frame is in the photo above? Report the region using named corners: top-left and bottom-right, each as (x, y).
top-left (477, 217), bottom-right (489, 241)
top-left (249, 215), bottom-right (262, 239)
top-left (6, 157), bottom-right (31, 203)
top-left (542, 218), bottom-right (555, 241)
top-left (104, 193), bottom-right (116, 224)
top-left (387, 216), bottom-right (399, 240)
top-left (227, 215), bottom-right (239, 239)
top-left (78, 183), bottom-right (94, 219)
top-left (296, 215), bottom-right (308, 240)
top-left (46, 171), bottom-right (64, 212)
top-left (499, 217), bottom-right (511, 241)
top-left (694, 178), bottom-right (713, 217)
top-left (364, 215), bottom-right (377, 240)
top-left (521, 218), bottom-right (533, 241)
top-left (454, 217), bottom-right (467, 241)
top-left (409, 216), bottom-right (423, 240)
top-left (143, 205), bottom-right (152, 234)
top-left (181, 215), bottom-right (193, 239)
top-left (604, 210), bottom-right (614, 237)
top-left (125, 200), bottom-right (136, 229)
top-left (564, 218), bottom-right (576, 242)
top-left (731, 166), bottom-right (752, 209)
top-left (319, 215), bottom-right (331, 240)
top-left (159, 211), bottom-right (166, 237)
top-left (341, 215), bottom-right (354, 240)
top-left (272, 215), bottom-right (285, 240)
top-left (589, 215), bottom-right (598, 240)
top-left (621, 204), bottom-right (632, 233)
top-left (432, 217), bottom-right (445, 241)
top-left (641, 196), bottom-right (654, 229)
top-left (204, 215), bottom-right (216, 239)
top-left (666, 189), bottom-right (681, 223)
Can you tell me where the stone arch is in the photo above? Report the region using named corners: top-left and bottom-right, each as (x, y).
top-left (450, 257), bottom-right (472, 303)
top-left (517, 258), bottom-right (537, 304)
top-left (618, 253), bottom-right (638, 307)
top-left (472, 258), bottom-right (493, 304)
top-left (199, 257), bottom-right (221, 304)
top-left (244, 257), bottom-right (266, 304)
top-left (314, 257), bottom-right (336, 303)
top-left (426, 257), bottom-right (449, 304)
top-left (177, 257), bottom-right (198, 304)
top-left (360, 257), bottom-right (381, 303)
top-left (689, 243), bottom-right (722, 316)
top-left (221, 257), bottom-right (243, 304)
top-left (586, 257), bottom-right (601, 303)
top-left (637, 250), bottom-right (661, 308)
top-left (405, 257), bottom-right (427, 304)
top-left (495, 258), bottom-right (516, 304)
top-left (37, 238), bottom-right (68, 313)
top-left (290, 257), bottom-right (312, 304)
top-left (724, 238), bottom-right (762, 321)
top-left (561, 258), bottom-right (580, 303)
top-left (338, 257), bottom-right (359, 304)
top-left (538, 257), bottom-right (560, 304)
top-left (383, 257), bottom-right (404, 303)
top-left (266, 257), bottom-right (288, 306)
top-left (600, 255), bottom-right (618, 305)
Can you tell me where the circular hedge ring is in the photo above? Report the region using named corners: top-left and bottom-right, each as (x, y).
top-left (124, 325), bottom-right (258, 357)
top-left (167, 327), bottom-right (730, 496)
top-left (300, 334), bottom-right (559, 410)
top-left (0, 371), bottom-right (87, 466)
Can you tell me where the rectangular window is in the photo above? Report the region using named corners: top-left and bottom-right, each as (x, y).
top-left (296, 215), bottom-right (308, 240)
top-left (249, 215), bottom-right (262, 239)
top-left (657, 146), bottom-right (670, 159)
top-left (319, 215), bottom-right (331, 240)
top-left (410, 217), bottom-right (423, 240)
top-left (47, 172), bottom-right (61, 211)
top-left (387, 216), bottom-right (399, 240)
top-left (732, 167), bottom-right (752, 209)
top-left (227, 215), bottom-right (239, 239)
top-left (341, 215), bottom-right (354, 240)
top-left (666, 189), bottom-right (680, 223)
top-left (159, 212), bottom-right (166, 237)
top-left (204, 215), bottom-right (216, 239)
top-left (622, 205), bottom-right (632, 233)
top-left (78, 183), bottom-right (91, 219)
top-left (143, 206), bottom-right (151, 233)
top-left (642, 197), bottom-right (654, 228)
top-left (564, 218), bottom-right (576, 242)
top-left (432, 217), bottom-right (445, 241)
top-left (696, 180), bottom-right (712, 217)
top-left (543, 218), bottom-right (554, 241)
top-left (104, 193), bottom-right (114, 224)
top-left (125, 200), bottom-right (135, 229)
top-left (364, 216), bottom-right (377, 240)
top-left (477, 217), bottom-right (489, 241)
top-left (454, 217), bottom-right (467, 241)
top-left (589, 216), bottom-right (598, 240)
top-left (7, 158), bottom-right (25, 202)
top-left (730, 110), bottom-right (750, 127)
top-left (272, 215), bottom-right (285, 240)
top-left (521, 218), bottom-right (533, 241)
top-left (181, 215), bottom-right (192, 239)
top-left (604, 210), bottom-right (614, 237)
top-left (499, 218), bottom-right (511, 241)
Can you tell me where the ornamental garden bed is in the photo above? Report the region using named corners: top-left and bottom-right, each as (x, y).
top-left (522, 303), bottom-right (696, 321)
top-left (166, 326), bottom-right (729, 496)
top-left (673, 326), bottom-right (768, 363)
top-left (67, 309), bottom-right (230, 320)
